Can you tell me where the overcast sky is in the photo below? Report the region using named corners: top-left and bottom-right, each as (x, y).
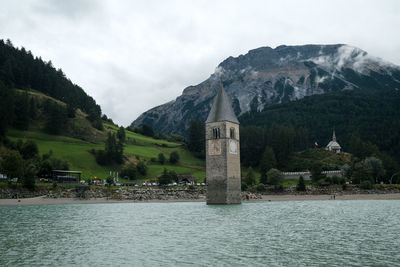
top-left (1, 0), bottom-right (399, 126)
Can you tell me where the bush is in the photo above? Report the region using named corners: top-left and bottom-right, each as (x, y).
top-left (158, 153), bottom-right (166, 164)
top-left (267, 168), bottom-right (283, 189)
top-left (169, 151), bottom-right (180, 164)
top-left (0, 149), bottom-right (24, 179)
top-left (22, 162), bottom-right (37, 190)
top-left (20, 140), bottom-right (39, 160)
top-left (158, 168), bottom-right (173, 186)
top-left (296, 176), bottom-right (306, 191)
top-left (360, 180), bottom-right (373, 190)
top-left (311, 162), bottom-right (325, 183)
top-left (256, 183), bottom-right (266, 192)
top-left (243, 167), bottom-right (256, 186)
top-left (94, 150), bottom-right (107, 165)
top-left (120, 164), bottom-right (137, 180)
top-left (375, 184), bottom-right (385, 190)
top-left (106, 176), bottom-right (114, 186)
top-left (342, 183), bottom-right (348, 190)
top-left (324, 177), bottom-right (332, 185)
top-left (136, 161), bottom-right (147, 176)
top-left (241, 182), bottom-right (248, 191)
top-left (331, 176), bottom-right (339, 185)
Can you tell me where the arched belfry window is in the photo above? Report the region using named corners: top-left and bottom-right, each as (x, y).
top-left (213, 128), bottom-right (220, 139)
top-left (230, 127), bottom-right (235, 139)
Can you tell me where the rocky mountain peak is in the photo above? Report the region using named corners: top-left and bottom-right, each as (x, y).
top-left (131, 44), bottom-right (400, 136)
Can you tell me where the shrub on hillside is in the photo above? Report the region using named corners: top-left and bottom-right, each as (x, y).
top-left (158, 153), bottom-right (166, 164)
top-left (169, 151), bottom-right (180, 164)
top-left (136, 161), bottom-right (147, 176)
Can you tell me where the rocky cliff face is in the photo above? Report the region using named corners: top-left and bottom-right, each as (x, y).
top-left (131, 44), bottom-right (400, 135)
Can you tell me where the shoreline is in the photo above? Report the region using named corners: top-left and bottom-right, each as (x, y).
top-left (1, 193), bottom-right (400, 206)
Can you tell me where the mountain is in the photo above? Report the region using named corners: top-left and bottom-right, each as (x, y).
top-left (131, 44), bottom-right (400, 136)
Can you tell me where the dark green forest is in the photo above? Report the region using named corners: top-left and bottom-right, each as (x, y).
top-left (0, 39), bottom-right (102, 132)
top-left (0, 39), bottom-right (103, 137)
top-left (240, 88), bottom-right (400, 162)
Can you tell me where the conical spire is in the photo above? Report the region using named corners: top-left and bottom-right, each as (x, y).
top-left (206, 83), bottom-right (239, 124)
top-left (332, 130), bottom-right (336, 142)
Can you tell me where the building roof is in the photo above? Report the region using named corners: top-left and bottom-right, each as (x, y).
top-left (52, 170), bottom-right (82, 174)
top-left (176, 174), bottom-right (198, 182)
top-left (326, 141), bottom-right (341, 149)
top-left (205, 84), bottom-right (239, 124)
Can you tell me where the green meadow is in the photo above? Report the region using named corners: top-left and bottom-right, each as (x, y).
top-left (7, 125), bottom-right (205, 181)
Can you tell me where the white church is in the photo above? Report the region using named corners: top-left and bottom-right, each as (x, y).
top-left (326, 130), bottom-right (341, 153)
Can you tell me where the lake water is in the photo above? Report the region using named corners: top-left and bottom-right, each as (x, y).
top-left (1, 200), bottom-right (399, 266)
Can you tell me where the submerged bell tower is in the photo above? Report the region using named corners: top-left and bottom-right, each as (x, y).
top-left (205, 84), bottom-right (241, 204)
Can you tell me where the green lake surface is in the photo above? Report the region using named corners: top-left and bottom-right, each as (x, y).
top-left (1, 200), bottom-right (399, 266)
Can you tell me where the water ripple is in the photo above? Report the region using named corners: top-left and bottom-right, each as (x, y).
top-left (0, 200), bottom-right (399, 266)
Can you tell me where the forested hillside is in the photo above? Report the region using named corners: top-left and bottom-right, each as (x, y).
top-left (0, 39), bottom-right (103, 134)
top-left (239, 87), bottom-right (400, 162)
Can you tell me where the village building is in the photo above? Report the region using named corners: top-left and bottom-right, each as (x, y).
top-left (52, 170), bottom-right (82, 183)
top-left (326, 130), bottom-right (341, 153)
top-left (176, 174), bottom-right (198, 185)
top-left (205, 84), bottom-right (241, 204)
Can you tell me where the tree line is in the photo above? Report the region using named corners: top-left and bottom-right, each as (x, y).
top-left (0, 39), bottom-right (103, 132)
top-left (240, 87), bottom-right (400, 163)
top-left (0, 138), bottom-right (69, 189)
top-left (187, 118), bottom-right (400, 186)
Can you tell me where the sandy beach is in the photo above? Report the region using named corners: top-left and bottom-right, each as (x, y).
top-left (1, 193), bottom-right (400, 206)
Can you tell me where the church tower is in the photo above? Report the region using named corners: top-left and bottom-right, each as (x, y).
top-left (205, 84), bottom-right (241, 204)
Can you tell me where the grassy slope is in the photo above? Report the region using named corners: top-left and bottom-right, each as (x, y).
top-left (7, 125), bottom-right (205, 181)
top-left (6, 90), bottom-right (205, 181)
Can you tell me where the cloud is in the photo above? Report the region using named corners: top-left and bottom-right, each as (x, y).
top-left (311, 45), bottom-right (399, 74)
top-left (33, 0), bottom-right (100, 20)
top-left (1, 0), bottom-right (400, 126)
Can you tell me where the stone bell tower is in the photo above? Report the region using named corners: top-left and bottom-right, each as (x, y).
top-left (205, 84), bottom-right (241, 204)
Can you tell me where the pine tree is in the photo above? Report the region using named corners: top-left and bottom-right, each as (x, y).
top-left (188, 120), bottom-right (205, 157)
top-left (267, 168), bottom-right (283, 189)
top-left (169, 151), bottom-right (180, 164)
top-left (0, 82), bottom-right (15, 136)
top-left (296, 176), bottom-right (306, 191)
top-left (14, 91), bottom-right (30, 130)
top-left (45, 102), bottom-right (68, 135)
top-left (117, 126), bottom-right (126, 143)
top-left (259, 146), bottom-right (277, 184)
top-left (244, 167), bottom-right (256, 186)
top-left (158, 153), bottom-right (166, 164)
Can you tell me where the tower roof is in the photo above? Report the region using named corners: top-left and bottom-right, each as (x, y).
top-left (206, 84), bottom-right (239, 124)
